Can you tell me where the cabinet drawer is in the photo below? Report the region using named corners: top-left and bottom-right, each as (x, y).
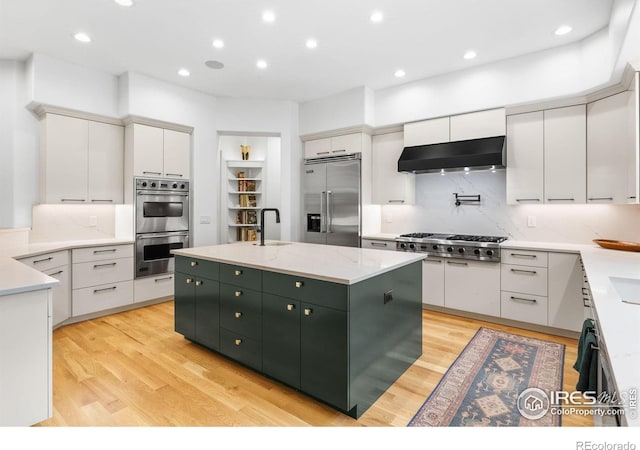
top-left (175, 256), bottom-right (219, 280)
top-left (18, 250), bottom-right (69, 272)
top-left (263, 271), bottom-right (347, 311)
top-left (220, 264), bottom-right (262, 290)
top-left (72, 280), bottom-right (133, 316)
top-left (72, 244), bottom-right (133, 263)
top-left (220, 285), bottom-right (262, 339)
top-left (220, 328), bottom-right (262, 371)
top-left (501, 291), bottom-right (548, 326)
top-left (361, 239), bottom-right (395, 251)
top-left (501, 249), bottom-right (548, 267)
top-left (501, 264), bottom-right (548, 296)
top-left (72, 257), bottom-right (133, 289)
top-left (134, 274), bottom-right (174, 303)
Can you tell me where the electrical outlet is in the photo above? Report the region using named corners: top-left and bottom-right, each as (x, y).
top-left (89, 216), bottom-right (97, 227)
top-left (385, 211), bottom-right (393, 223)
top-left (200, 216), bottom-right (211, 224)
top-left (527, 215), bottom-right (537, 227)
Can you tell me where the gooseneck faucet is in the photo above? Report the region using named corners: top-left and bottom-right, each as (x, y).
top-left (260, 208), bottom-right (280, 246)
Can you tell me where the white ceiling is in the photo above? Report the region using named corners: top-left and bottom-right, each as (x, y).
top-left (0, 0), bottom-right (615, 103)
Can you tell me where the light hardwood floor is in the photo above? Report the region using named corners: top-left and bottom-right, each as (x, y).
top-left (38, 300), bottom-right (592, 427)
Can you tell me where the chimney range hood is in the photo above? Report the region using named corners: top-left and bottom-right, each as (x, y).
top-left (397, 135), bottom-right (506, 174)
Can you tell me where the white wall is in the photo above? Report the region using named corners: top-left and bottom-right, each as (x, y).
top-left (299, 86), bottom-right (373, 135)
top-left (0, 59), bottom-right (39, 229)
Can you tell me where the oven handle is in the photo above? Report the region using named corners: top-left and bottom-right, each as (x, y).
top-left (137, 232), bottom-right (189, 240)
top-left (137, 191), bottom-right (189, 197)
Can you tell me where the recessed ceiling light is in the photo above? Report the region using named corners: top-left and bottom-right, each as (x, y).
top-left (555, 25), bottom-right (573, 36)
top-left (370, 10), bottom-right (383, 23)
top-left (205, 60), bottom-right (224, 70)
top-left (256, 59), bottom-right (268, 69)
top-left (178, 68), bottom-right (190, 77)
top-left (306, 38), bottom-right (318, 49)
top-left (73, 32), bottom-right (91, 43)
top-left (262, 10), bottom-right (276, 23)
top-left (394, 69), bottom-right (406, 78)
top-left (212, 39), bottom-right (224, 49)
top-left (114, 0), bottom-right (134, 6)
top-left (463, 50), bottom-right (477, 60)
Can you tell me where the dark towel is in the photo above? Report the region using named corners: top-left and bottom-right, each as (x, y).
top-left (573, 318), bottom-right (594, 372)
top-left (575, 329), bottom-right (598, 392)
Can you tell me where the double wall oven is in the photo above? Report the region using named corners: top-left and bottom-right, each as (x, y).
top-left (135, 178), bottom-right (190, 278)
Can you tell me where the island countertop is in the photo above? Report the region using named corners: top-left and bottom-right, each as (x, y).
top-left (172, 241), bottom-right (425, 285)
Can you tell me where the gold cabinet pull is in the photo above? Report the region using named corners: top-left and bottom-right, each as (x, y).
top-left (287, 304), bottom-right (295, 311)
top-left (234, 270), bottom-right (243, 276)
top-left (190, 261), bottom-right (198, 267)
top-left (304, 308), bottom-right (313, 316)
top-left (295, 281), bottom-right (304, 288)
top-left (195, 280), bottom-right (202, 286)
top-left (234, 339), bottom-right (242, 346)
top-left (186, 278), bottom-right (193, 284)
top-left (234, 312), bottom-right (242, 318)
top-left (234, 291), bottom-right (242, 297)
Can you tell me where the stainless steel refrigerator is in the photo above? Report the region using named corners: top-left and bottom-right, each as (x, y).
top-left (302, 154), bottom-right (361, 247)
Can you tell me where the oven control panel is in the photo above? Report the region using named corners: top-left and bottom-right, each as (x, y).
top-left (136, 178), bottom-right (189, 192)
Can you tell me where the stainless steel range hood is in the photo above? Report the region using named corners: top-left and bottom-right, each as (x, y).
top-left (397, 135), bottom-right (506, 174)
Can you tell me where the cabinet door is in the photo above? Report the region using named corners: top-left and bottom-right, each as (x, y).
top-left (372, 132), bottom-right (415, 205)
top-left (88, 121), bottom-right (123, 204)
top-left (331, 133), bottom-right (361, 155)
top-left (194, 277), bottom-right (220, 351)
top-left (132, 123), bottom-right (164, 177)
top-left (450, 108), bottom-right (506, 141)
top-left (544, 105), bottom-right (586, 204)
top-left (304, 138), bottom-right (331, 158)
top-left (43, 114), bottom-right (88, 203)
top-left (300, 302), bottom-right (348, 410)
top-left (404, 117), bottom-right (449, 147)
top-left (506, 112), bottom-right (544, 204)
top-left (262, 293), bottom-right (301, 389)
top-left (174, 272), bottom-right (196, 340)
top-left (444, 260), bottom-right (500, 316)
top-left (587, 90), bottom-right (637, 204)
top-left (548, 252), bottom-right (583, 332)
top-left (44, 265), bottom-right (70, 327)
top-left (422, 258), bottom-right (444, 307)
top-left (163, 129), bottom-right (190, 179)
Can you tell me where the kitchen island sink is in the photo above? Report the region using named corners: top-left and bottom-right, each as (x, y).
top-left (609, 276), bottom-right (640, 305)
top-left (171, 241), bottom-right (424, 418)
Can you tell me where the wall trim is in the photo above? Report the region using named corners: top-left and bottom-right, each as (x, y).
top-left (299, 124), bottom-right (374, 142)
top-left (32, 103), bottom-right (123, 126)
top-left (122, 115), bottom-right (194, 133)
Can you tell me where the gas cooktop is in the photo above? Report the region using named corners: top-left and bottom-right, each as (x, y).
top-left (395, 232), bottom-right (508, 261)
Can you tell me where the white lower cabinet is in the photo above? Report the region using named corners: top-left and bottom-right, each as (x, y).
top-left (73, 281), bottom-right (134, 316)
top-left (361, 238), bottom-right (395, 251)
top-left (422, 257), bottom-right (445, 307)
top-left (548, 252), bottom-right (584, 332)
top-left (500, 291), bottom-right (548, 326)
top-left (134, 274), bottom-right (175, 303)
top-left (501, 264), bottom-right (548, 297)
top-left (444, 259), bottom-right (500, 316)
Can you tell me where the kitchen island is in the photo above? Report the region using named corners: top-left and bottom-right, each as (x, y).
top-left (172, 241), bottom-right (425, 418)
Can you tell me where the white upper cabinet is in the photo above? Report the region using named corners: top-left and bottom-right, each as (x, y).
top-left (304, 133), bottom-right (363, 159)
top-left (543, 105), bottom-right (586, 204)
top-left (41, 113), bottom-right (123, 204)
top-left (506, 111), bottom-right (544, 204)
top-left (449, 108), bottom-right (506, 141)
top-left (372, 132), bottom-right (415, 205)
top-left (127, 123), bottom-right (191, 179)
top-left (403, 116), bottom-right (450, 147)
top-left (587, 90), bottom-right (638, 204)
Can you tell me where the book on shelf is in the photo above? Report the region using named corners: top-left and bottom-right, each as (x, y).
top-left (235, 210), bottom-right (257, 224)
top-left (238, 194), bottom-right (257, 207)
top-left (237, 227), bottom-right (258, 242)
top-left (237, 179), bottom-right (256, 192)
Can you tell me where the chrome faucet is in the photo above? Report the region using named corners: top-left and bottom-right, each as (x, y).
top-left (260, 208), bottom-right (280, 246)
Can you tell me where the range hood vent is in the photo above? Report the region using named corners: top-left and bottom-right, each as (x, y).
top-left (397, 135), bottom-right (506, 174)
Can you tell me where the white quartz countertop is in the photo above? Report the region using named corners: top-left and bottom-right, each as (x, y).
top-left (173, 241), bottom-right (425, 284)
top-left (0, 237), bottom-right (134, 297)
top-left (500, 239), bottom-right (594, 253)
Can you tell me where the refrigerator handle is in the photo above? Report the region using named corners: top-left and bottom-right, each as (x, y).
top-left (327, 190), bottom-right (332, 233)
top-left (320, 191), bottom-right (326, 233)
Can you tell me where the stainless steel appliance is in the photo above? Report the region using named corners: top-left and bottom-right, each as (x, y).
top-left (303, 154), bottom-right (361, 247)
top-left (395, 233), bottom-right (507, 262)
top-left (135, 178), bottom-right (190, 278)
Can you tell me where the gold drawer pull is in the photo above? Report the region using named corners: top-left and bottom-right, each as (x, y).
top-left (186, 278), bottom-right (193, 284)
top-left (195, 280), bottom-right (203, 286)
top-left (234, 270), bottom-right (243, 276)
top-left (234, 339), bottom-right (242, 346)
top-left (234, 312), bottom-right (242, 319)
top-left (190, 261), bottom-right (198, 267)
top-left (304, 308), bottom-right (313, 316)
top-left (287, 304), bottom-right (295, 311)
top-left (295, 281), bottom-right (303, 288)
top-left (234, 291), bottom-right (243, 297)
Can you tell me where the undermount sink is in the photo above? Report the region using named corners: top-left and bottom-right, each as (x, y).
top-left (252, 241), bottom-right (291, 246)
top-left (609, 276), bottom-right (640, 305)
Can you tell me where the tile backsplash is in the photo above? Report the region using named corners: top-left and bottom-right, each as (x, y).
top-left (380, 171), bottom-right (640, 244)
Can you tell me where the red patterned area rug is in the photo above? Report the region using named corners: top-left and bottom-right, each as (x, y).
top-left (408, 327), bottom-right (565, 427)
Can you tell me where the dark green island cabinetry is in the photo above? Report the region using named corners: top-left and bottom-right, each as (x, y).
top-left (173, 245), bottom-right (423, 419)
